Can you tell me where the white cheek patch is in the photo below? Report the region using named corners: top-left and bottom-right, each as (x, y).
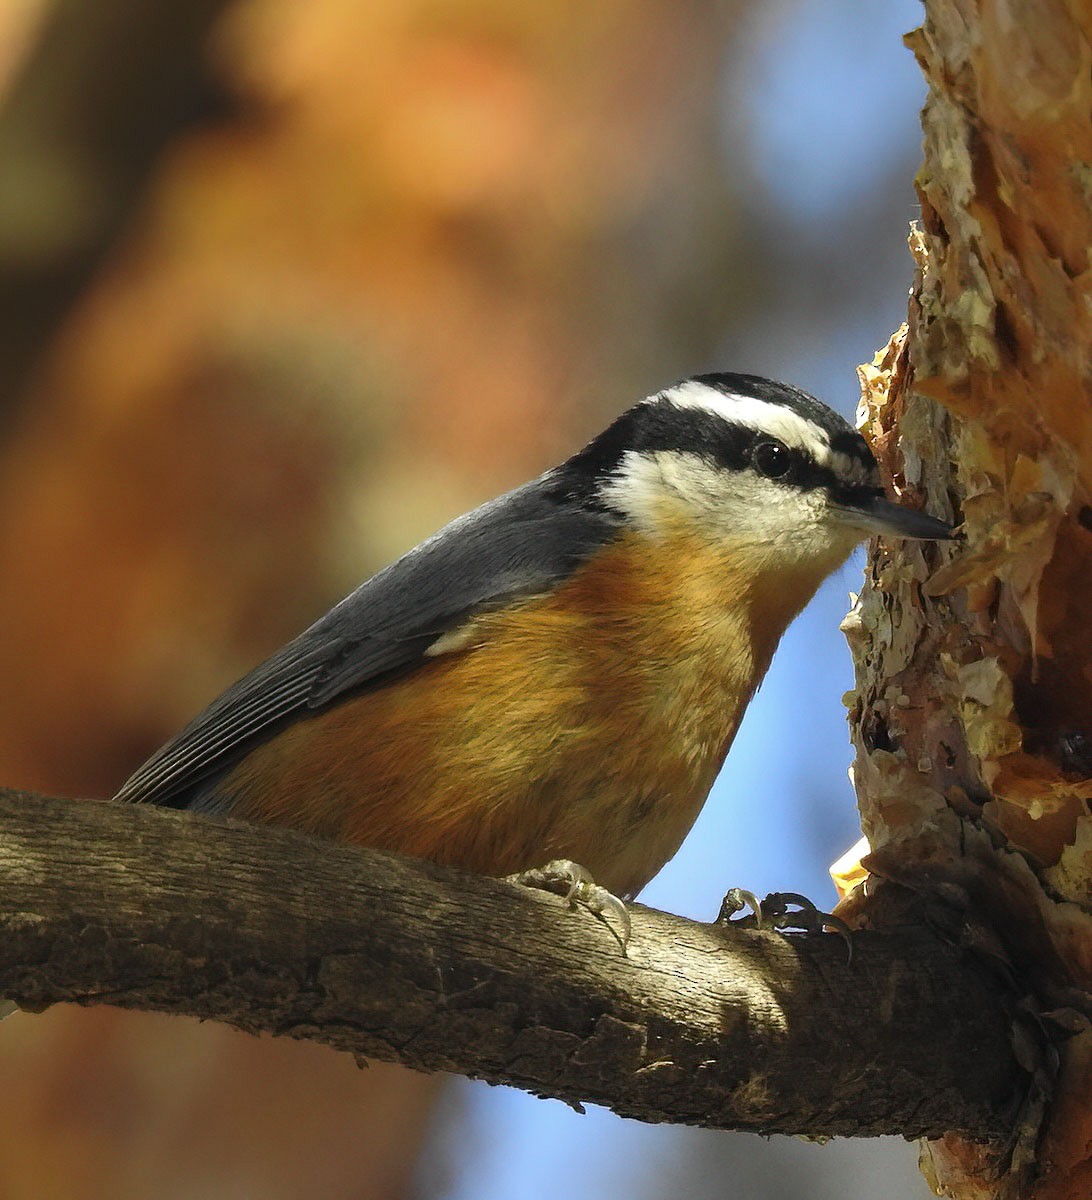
top-left (601, 449), bottom-right (826, 549)
top-left (600, 448), bottom-right (870, 571)
top-left (663, 380), bottom-right (837, 468)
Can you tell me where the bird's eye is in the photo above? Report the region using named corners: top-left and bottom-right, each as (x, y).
top-left (752, 439), bottom-right (792, 479)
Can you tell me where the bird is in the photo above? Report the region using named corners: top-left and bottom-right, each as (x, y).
top-left (116, 373), bottom-right (952, 909)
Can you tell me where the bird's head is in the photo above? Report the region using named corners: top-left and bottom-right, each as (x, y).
top-left (558, 373), bottom-right (953, 578)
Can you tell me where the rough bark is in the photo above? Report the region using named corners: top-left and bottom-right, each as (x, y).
top-left (0, 786), bottom-right (1020, 1141)
top-left (846, 2), bottom-right (1092, 1197)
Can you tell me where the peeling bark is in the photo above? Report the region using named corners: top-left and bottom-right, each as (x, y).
top-left (846, 3), bottom-right (1092, 1196)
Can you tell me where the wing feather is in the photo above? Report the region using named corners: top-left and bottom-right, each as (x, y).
top-left (115, 476), bottom-right (617, 808)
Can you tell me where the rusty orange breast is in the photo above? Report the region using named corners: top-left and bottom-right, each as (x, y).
top-left (217, 526), bottom-right (828, 896)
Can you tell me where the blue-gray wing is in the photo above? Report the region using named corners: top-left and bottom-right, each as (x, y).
top-left (114, 476), bottom-right (619, 809)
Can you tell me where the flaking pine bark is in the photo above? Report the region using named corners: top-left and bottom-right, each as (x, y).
top-left (841, 3), bottom-right (1092, 1197)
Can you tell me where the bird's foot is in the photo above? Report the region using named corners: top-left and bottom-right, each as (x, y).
top-left (507, 858), bottom-right (631, 953)
top-left (716, 887), bottom-right (764, 926)
top-left (717, 889), bottom-right (853, 962)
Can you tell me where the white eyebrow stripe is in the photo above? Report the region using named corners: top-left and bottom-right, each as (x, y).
top-left (661, 379), bottom-right (834, 465)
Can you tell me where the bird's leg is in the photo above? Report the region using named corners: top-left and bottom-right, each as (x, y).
top-left (506, 858), bottom-right (631, 953)
top-left (717, 889), bottom-right (854, 962)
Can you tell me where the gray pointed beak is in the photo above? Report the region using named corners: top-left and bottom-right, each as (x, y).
top-left (838, 493), bottom-right (956, 540)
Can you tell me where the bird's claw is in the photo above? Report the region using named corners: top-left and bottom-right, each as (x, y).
top-left (717, 888), bottom-right (853, 963)
top-left (716, 886), bottom-right (764, 927)
top-left (507, 858), bottom-right (631, 953)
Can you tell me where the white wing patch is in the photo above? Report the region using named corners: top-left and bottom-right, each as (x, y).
top-left (424, 621), bottom-right (483, 656)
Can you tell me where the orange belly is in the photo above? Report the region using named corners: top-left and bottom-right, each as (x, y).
top-left (216, 526), bottom-right (827, 897)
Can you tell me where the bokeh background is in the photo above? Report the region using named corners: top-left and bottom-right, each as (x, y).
top-left (0, 1), bottom-right (933, 1196)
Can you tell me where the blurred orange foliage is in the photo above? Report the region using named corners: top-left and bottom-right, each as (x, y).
top-left (0, 0), bottom-right (737, 1195)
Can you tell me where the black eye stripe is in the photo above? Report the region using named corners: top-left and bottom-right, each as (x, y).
top-left (554, 389), bottom-right (879, 510)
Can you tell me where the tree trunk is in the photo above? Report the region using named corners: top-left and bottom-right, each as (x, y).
top-left (846, 3), bottom-right (1092, 1196)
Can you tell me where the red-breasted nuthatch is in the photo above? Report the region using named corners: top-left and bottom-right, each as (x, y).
top-left (116, 374), bottom-right (952, 905)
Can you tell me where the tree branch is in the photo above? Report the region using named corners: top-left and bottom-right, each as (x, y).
top-left (0, 786), bottom-right (1020, 1139)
